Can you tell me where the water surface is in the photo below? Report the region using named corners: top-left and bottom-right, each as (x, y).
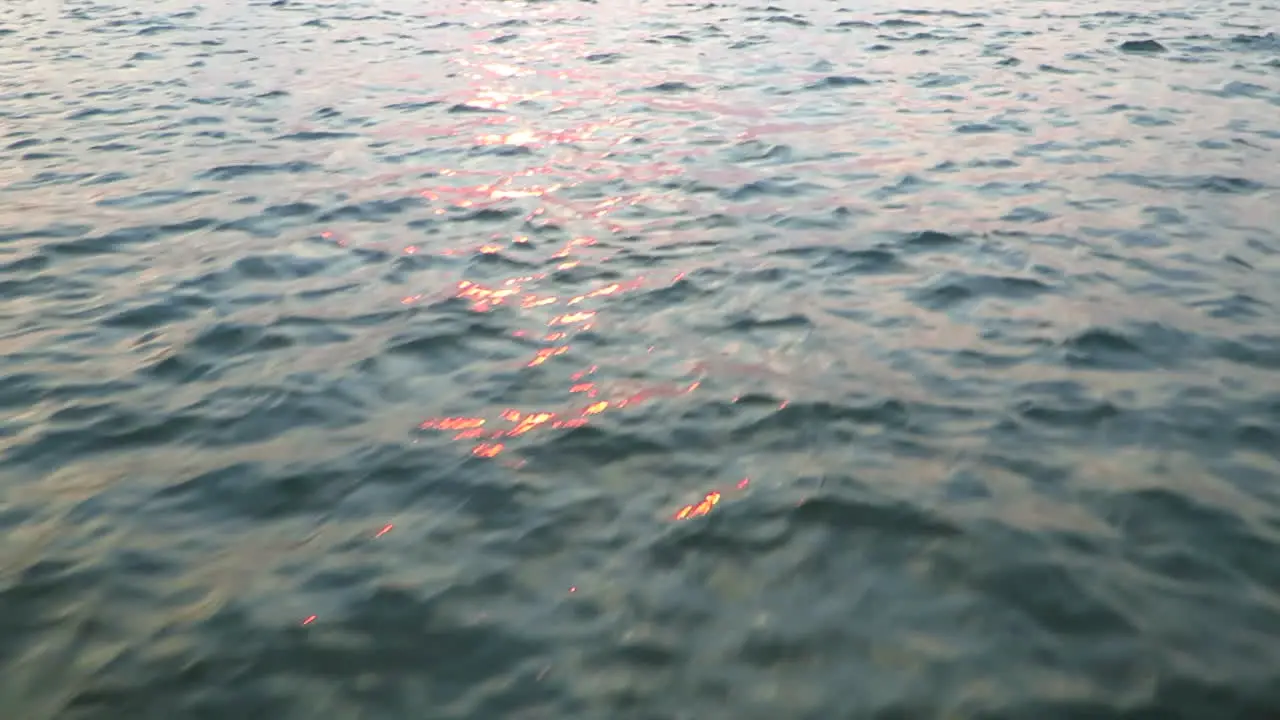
top-left (2, 0), bottom-right (1280, 717)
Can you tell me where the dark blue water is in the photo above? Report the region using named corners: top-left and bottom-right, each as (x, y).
top-left (2, 0), bottom-right (1280, 717)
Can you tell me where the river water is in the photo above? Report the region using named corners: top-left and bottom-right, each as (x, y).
top-left (2, 0), bottom-right (1279, 717)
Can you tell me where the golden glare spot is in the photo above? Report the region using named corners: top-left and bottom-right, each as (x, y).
top-left (674, 491), bottom-right (721, 521)
top-left (521, 295), bottom-right (558, 309)
top-left (479, 244), bottom-right (502, 254)
top-left (527, 347), bottom-right (568, 367)
top-left (505, 412), bottom-right (556, 437)
top-left (583, 401), bottom-right (609, 416)
top-left (421, 417), bottom-right (486, 431)
top-left (455, 281), bottom-right (521, 311)
top-left (472, 443), bottom-right (504, 458)
top-left (550, 311), bottom-right (596, 326)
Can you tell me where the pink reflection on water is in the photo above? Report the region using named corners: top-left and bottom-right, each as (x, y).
top-left (391, 0), bottom-right (779, 480)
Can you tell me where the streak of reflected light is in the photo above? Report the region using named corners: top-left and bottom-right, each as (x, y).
top-left (675, 491), bottom-right (720, 521)
top-left (480, 62), bottom-right (530, 79)
top-left (522, 295), bottom-right (558, 309)
top-left (528, 347), bottom-right (569, 367)
top-left (673, 478), bottom-right (751, 521)
top-left (509, 411), bottom-right (557, 437)
top-left (475, 124), bottom-right (611, 149)
top-left (419, 417), bottom-right (486, 431)
top-left (418, 378), bottom-right (702, 459)
top-left (549, 310), bottom-right (596, 326)
top-left (455, 278), bottom-right (533, 312)
top-left (550, 236), bottom-right (595, 259)
top-left (402, 21), bottom-right (731, 467)
top-left (567, 277), bottom-right (644, 305)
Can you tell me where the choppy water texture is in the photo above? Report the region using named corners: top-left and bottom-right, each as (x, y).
top-left (2, 0), bottom-right (1280, 717)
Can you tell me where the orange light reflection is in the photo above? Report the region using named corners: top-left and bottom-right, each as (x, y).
top-left (400, 22), bottom-right (733, 467)
top-left (675, 491), bottom-right (721, 521)
top-left (420, 417), bottom-right (486, 431)
top-left (528, 346), bottom-right (568, 367)
top-left (417, 375), bottom-right (701, 458)
top-left (550, 311), bottom-right (596, 326)
top-left (673, 478), bottom-right (751, 521)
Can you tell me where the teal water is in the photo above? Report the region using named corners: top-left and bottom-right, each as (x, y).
top-left (2, 0), bottom-right (1280, 717)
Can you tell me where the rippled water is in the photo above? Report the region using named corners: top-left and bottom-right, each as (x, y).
top-left (2, 0), bottom-right (1280, 717)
